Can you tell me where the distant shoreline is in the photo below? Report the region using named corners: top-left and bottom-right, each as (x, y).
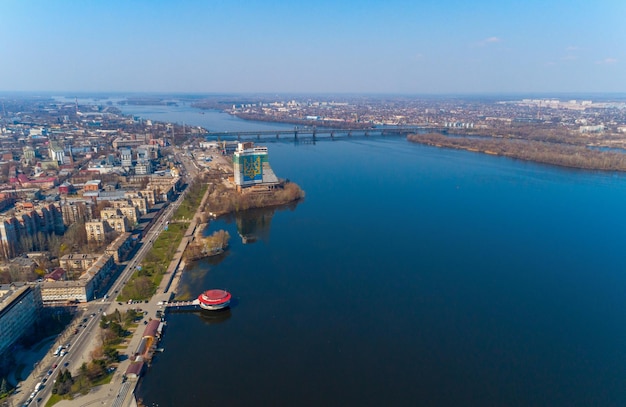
top-left (407, 133), bottom-right (626, 172)
top-left (209, 109), bottom-right (626, 173)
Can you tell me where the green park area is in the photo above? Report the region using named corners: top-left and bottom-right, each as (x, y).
top-left (118, 181), bottom-right (207, 302)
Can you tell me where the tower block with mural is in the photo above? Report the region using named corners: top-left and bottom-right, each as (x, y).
top-left (232, 142), bottom-right (280, 192)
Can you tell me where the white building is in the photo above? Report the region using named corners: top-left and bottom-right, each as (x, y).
top-left (120, 148), bottom-right (133, 168)
top-left (48, 142), bottom-right (65, 164)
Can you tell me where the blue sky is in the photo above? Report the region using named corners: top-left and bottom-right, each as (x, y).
top-left (0, 0), bottom-right (624, 94)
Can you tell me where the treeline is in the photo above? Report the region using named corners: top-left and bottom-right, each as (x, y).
top-left (120, 177), bottom-right (208, 301)
top-left (203, 181), bottom-right (304, 216)
top-left (119, 222), bottom-right (186, 302)
top-left (184, 229), bottom-right (230, 261)
top-left (408, 133), bottom-right (626, 172)
top-left (173, 177), bottom-right (208, 220)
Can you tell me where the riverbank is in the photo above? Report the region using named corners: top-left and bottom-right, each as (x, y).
top-left (197, 150), bottom-right (305, 218)
top-left (203, 180), bottom-right (304, 218)
top-left (408, 133), bottom-right (626, 172)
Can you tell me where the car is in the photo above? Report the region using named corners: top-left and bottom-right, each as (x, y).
top-left (47, 370), bottom-right (53, 375)
top-left (118, 302), bottom-right (123, 305)
top-left (63, 362), bottom-right (69, 367)
top-left (53, 364), bottom-right (57, 368)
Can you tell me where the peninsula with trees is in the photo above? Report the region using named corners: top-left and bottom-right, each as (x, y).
top-left (407, 131), bottom-right (626, 172)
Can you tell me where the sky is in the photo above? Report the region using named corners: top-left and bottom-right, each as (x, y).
top-left (0, 0), bottom-right (625, 94)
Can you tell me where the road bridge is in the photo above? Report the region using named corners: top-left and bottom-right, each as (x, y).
top-left (204, 126), bottom-right (447, 141)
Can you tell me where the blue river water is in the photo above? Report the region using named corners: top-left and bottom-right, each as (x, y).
top-left (118, 103), bottom-right (626, 406)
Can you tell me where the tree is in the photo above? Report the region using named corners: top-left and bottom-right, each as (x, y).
top-left (61, 221), bottom-right (89, 253)
top-left (123, 309), bottom-right (139, 326)
top-left (99, 316), bottom-right (109, 329)
top-left (85, 360), bottom-right (106, 382)
top-left (34, 231), bottom-right (48, 251)
top-left (109, 321), bottom-right (125, 338)
top-left (0, 377), bottom-right (8, 395)
top-left (93, 200), bottom-right (111, 219)
top-left (54, 369), bottom-right (73, 395)
top-left (103, 346), bottom-right (119, 363)
top-left (100, 328), bottom-right (118, 346)
top-left (113, 308), bottom-right (122, 322)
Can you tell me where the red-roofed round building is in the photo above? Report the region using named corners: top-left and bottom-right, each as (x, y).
top-left (198, 289), bottom-right (231, 310)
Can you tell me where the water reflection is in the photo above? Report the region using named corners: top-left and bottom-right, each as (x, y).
top-left (175, 253), bottom-right (228, 300)
top-left (196, 308), bottom-right (232, 325)
top-left (236, 208), bottom-right (274, 244)
top-left (228, 201), bottom-right (300, 244)
top-left (166, 307), bottom-right (232, 325)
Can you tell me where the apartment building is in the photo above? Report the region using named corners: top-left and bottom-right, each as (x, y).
top-left (0, 284), bottom-right (42, 372)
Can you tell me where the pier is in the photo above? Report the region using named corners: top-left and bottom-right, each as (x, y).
top-left (163, 298), bottom-right (201, 311)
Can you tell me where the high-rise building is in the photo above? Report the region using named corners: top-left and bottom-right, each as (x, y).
top-left (0, 284), bottom-right (42, 373)
top-left (232, 142), bottom-right (279, 190)
top-left (0, 203), bottom-right (65, 259)
top-left (120, 148), bottom-right (133, 168)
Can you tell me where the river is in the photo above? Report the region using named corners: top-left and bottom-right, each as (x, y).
top-left (118, 102), bottom-right (626, 406)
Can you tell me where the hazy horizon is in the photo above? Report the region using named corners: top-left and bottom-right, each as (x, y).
top-left (1, 0), bottom-right (625, 94)
top-left (4, 90), bottom-right (626, 100)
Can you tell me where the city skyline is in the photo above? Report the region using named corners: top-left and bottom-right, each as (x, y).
top-left (1, 0), bottom-right (625, 94)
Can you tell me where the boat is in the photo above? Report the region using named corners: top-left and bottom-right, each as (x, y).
top-left (197, 289), bottom-right (232, 310)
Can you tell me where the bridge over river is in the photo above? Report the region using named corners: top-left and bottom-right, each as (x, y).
top-left (204, 125), bottom-right (447, 141)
